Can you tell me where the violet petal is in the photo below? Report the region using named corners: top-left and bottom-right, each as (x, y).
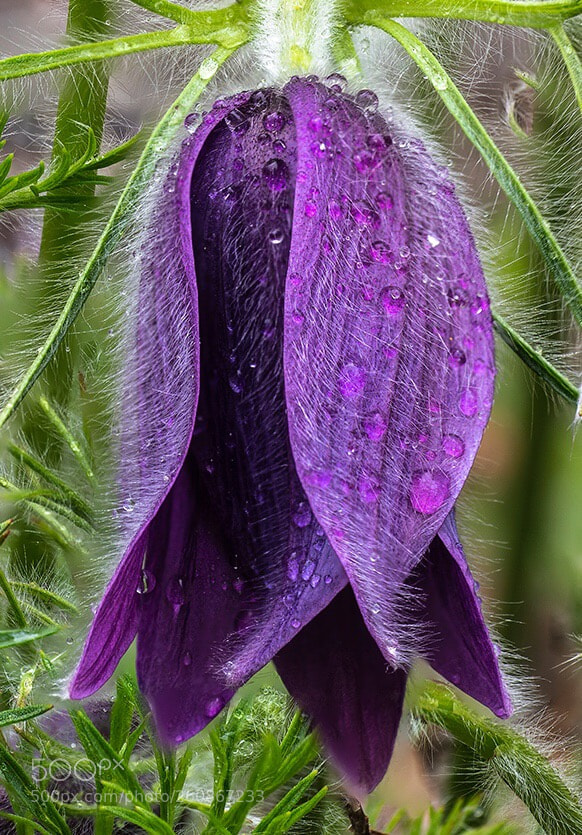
top-left (416, 513), bottom-right (512, 718)
top-left (283, 78), bottom-right (495, 663)
top-left (136, 464), bottom-right (243, 744)
top-left (70, 96), bottom-right (252, 698)
top-left (188, 90), bottom-right (347, 686)
top-left (69, 533), bottom-right (146, 698)
top-left (276, 586), bottom-right (407, 795)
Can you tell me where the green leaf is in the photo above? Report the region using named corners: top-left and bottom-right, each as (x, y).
top-left (0, 703), bottom-right (52, 726)
top-left (0, 626), bottom-right (58, 648)
top-left (252, 769), bottom-right (321, 833)
top-left (353, 17), bottom-right (582, 329)
top-left (550, 22), bottom-right (582, 112)
top-left (0, 744), bottom-right (70, 834)
top-left (99, 804), bottom-right (174, 834)
top-left (69, 709), bottom-right (144, 800)
top-left (9, 581), bottom-right (78, 613)
top-left (109, 676), bottom-right (137, 753)
top-left (0, 45), bottom-right (237, 429)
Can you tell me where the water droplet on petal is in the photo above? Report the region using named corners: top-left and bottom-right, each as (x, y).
top-left (370, 240), bottom-right (393, 264)
top-left (310, 573), bottom-right (321, 588)
top-left (449, 347), bottom-right (466, 367)
top-left (293, 502), bottom-right (312, 528)
top-left (338, 363), bottom-right (366, 397)
top-left (291, 618), bottom-right (301, 629)
top-left (136, 568), bottom-right (156, 595)
top-left (269, 227), bottom-right (284, 245)
top-left (442, 434), bottom-right (465, 458)
top-left (166, 576), bottom-right (185, 607)
top-left (459, 389), bottom-right (478, 416)
top-left (263, 111), bottom-right (286, 132)
top-left (262, 158), bottom-right (289, 191)
top-left (363, 412), bottom-right (387, 441)
top-left (410, 470), bottom-right (450, 514)
top-left (355, 89), bottom-right (379, 112)
top-left (426, 233), bottom-right (440, 248)
top-left (225, 108), bottom-right (249, 135)
top-left (380, 285), bottom-right (405, 315)
top-left (205, 697), bottom-right (224, 718)
top-left (184, 113), bottom-right (198, 133)
top-left (287, 555), bottom-right (299, 581)
top-left (324, 575), bottom-right (333, 585)
top-left (301, 559), bottom-right (315, 581)
top-left (182, 651), bottom-right (192, 666)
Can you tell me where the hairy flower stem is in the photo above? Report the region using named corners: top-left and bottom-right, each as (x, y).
top-left (345, 0), bottom-right (582, 28)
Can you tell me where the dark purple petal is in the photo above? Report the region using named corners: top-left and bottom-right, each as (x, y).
top-left (70, 96), bottom-right (252, 698)
top-left (416, 514), bottom-right (512, 718)
top-left (69, 534), bottom-right (145, 698)
top-left (188, 90), bottom-right (347, 687)
top-left (282, 78), bottom-right (495, 663)
top-left (275, 587), bottom-right (407, 795)
top-left (136, 464), bottom-right (244, 744)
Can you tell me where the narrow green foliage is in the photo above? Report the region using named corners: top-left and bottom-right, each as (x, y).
top-left (0, 626), bottom-right (58, 648)
top-left (0, 745), bottom-right (70, 834)
top-left (492, 313), bottom-right (579, 404)
top-left (0, 704), bottom-right (52, 727)
top-left (414, 684), bottom-right (582, 835)
top-left (550, 23), bottom-right (582, 111)
top-left (38, 397), bottom-right (94, 482)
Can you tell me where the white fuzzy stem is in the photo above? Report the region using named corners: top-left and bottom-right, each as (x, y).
top-left (255, 0), bottom-right (340, 81)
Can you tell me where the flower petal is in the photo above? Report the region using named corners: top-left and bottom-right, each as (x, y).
top-left (135, 463), bottom-right (244, 744)
top-left (188, 90), bottom-right (347, 686)
top-left (416, 514), bottom-right (512, 718)
top-left (283, 78), bottom-right (495, 663)
top-left (71, 95), bottom-right (253, 698)
top-left (275, 586), bottom-right (407, 794)
top-left (69, 533), bottom-right (145, 698)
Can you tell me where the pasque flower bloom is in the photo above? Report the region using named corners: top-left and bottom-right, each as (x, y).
top-left (70, 76), bottom-right (511, 792)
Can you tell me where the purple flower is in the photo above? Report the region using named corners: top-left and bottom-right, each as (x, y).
top-left (70, 77), bottom-right (511, 793)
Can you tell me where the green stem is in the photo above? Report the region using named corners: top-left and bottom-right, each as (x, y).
top-left (415, 684), bottom-right (582, 835)
top-left (492, 312), bottom-right (579, 403)
top-left (0, 45), bottom-right (237, 429)
top-left (550, 23), bottom-right (582, 112)
top-left (0, 15), bottom-right (247, 81)
top-left (357, 17), bottom-right (582, 329)
top-left (345, 0), bottom-right (582, 28)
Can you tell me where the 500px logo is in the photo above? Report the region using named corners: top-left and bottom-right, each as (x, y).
top-left (32, 757), bottom-right (125, 782)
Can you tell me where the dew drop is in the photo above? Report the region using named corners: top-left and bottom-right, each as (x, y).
top-left (287, 555), bottom-right (299, 581)
top-left (293, 502), bottom-right (312, 528)
top-left (449, 347), bottom-right (466, 367)
top-left (426, 233), bottom-right (440, 248)
top-left (198, 56), bottom-right (219, 80)
top-left (304, 199), bottom-right (317, 217)
top-left (447, 286), bottom-right (468, 307)
top-left (442, 434), bottom-right (465, 458)
top-left (459, 389), bottom-right (478, 417)
top-left (324, 575), bottom-right (333, 585)
top-left (291, 618), bottom-right (301, 629)
top-left (301, 559), bottom-right (316, 581)
top-left (225, 108), bottom-right (249, 135)
top-left (184, 112), bottom-right (198, 133)
top-left (269, 227), bottom-right (284, 245)
top-left (310, 573), bottom-right (321, 588)
top-left (166, 576), bottom-right (185, 607)
top-left (262, 158), bottom-right (289, 191)
top-left (409, 470), bottom-right (450, 514)
top-left (205, 697), bottom-right (223, 718)
top-left (136, 568), bottom-right (156, 595)
top-left (338, 363), bottom-right (366, 397)
top-left (182, 651), bottom-right (192, 666)
top-left (355, 89), bottom-right (379, 112)
top-left (370, 240), bottom-right (393, 264)
top-left (363, 412), bottom-right (387, 441)
top-left (380, 285), bottom-right (405, 315)
top-left (263, 111), bottom-right (286, 132)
